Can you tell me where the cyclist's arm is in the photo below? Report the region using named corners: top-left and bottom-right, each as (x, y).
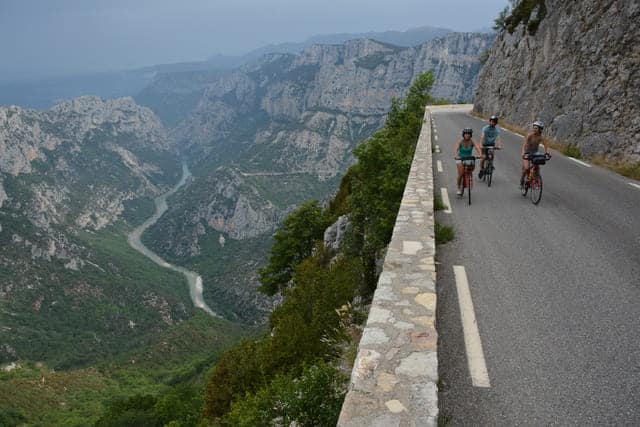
top-left (522, 134), bottom-right (529, 155)
top-left (480, 131), bottom-right (485, 146)
top-left (497, 133), bottom-right (503, 149)
top-left (541, 137), bottom-right (550, 154)
top-left (473, 140), bottom-right (484, 157)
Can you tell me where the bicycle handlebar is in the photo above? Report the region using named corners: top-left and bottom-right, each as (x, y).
top-left (522, 153), bottom-right (552, 160)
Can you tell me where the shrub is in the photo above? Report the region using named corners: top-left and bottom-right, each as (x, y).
top-left (562, 143), bottom-right (581, 159)
top-left (222, 362), bottom-right (347, 427)
top-left (434, 194), bottom-right (448, 211)
top-left (435, 222), bottom-right (455, 244)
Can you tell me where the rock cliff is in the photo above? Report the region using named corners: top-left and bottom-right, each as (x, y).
top-left (474, 0), bottom-right (640, 161)
top-left (143, 33), bottom-right (493, 254)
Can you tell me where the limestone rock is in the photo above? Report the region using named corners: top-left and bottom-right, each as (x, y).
top-left (474, 0), bottom-right (640, 162)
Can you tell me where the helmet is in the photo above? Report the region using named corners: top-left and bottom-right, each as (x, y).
top-left (462, 128), bottom-right (473, 136)
top-left (489, 115), bottom-right (499, 123)
top-left (533, 120), bottom-right (544, 130)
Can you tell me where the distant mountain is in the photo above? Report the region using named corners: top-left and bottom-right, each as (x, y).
top-left (0, 96), bottom-right (193, 368)
top-left (0, 26), bottom-right (453, 110)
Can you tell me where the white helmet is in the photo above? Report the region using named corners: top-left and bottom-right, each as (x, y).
top-left (533, 120), bottom-right (544, 130)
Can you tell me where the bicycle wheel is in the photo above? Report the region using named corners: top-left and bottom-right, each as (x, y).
top-left (530, 174), bottom-right (543, 204)
top-left (468, 173), bottom-right (472, 205)
top-left (487, 162), bottom-right (493, 187)
top-left (521, 178), bottom-right (528, 197)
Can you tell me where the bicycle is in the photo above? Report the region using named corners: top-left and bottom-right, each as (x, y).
top-left (480, 145), bottom-right (501, 187)
top-left (521, 153), bottom-right (551, 205)
top-left (456, 156), bottom-right (479, 205)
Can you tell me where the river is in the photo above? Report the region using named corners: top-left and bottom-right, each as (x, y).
top-left (127, 162), bottom-right (219, 317)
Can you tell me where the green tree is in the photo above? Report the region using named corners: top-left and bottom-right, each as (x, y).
top-left (258, 200), bottom-right (332, 295)
top-left (203, 339), bottom-right (268, 420)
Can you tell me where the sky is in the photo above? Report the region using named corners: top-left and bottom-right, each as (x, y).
top-left (0, 0), bottom-right (509, 83)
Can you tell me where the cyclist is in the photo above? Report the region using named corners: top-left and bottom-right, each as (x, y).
top-left (520, 120), bottom-right (550, 188)
top-left (479, 115), bottom-right (503, 179)
top-left (454, 128), bottom-right (483, 196)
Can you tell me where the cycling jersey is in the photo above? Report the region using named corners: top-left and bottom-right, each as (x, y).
top-left (481, 125), bottom-right (500, 146)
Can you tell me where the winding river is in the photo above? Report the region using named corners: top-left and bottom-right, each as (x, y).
top-left (127, 162), bottom-right (219, 318)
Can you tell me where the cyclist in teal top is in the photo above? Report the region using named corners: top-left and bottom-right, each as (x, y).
top-left (479, 115), bottom-right (503, 179)
top-left (454, 128), bottom-right (483, 195)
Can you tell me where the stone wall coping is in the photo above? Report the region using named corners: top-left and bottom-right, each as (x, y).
top-left (338, 106), bottom-right (438, 426)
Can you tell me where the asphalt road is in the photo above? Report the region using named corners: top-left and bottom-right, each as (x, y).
top-left (432, 110), bottom-right (640, 426)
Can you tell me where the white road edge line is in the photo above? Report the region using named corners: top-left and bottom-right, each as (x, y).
top-left (434, 134), bottom-right (438, 142)
top-left (567, 157), bottom-right (592, 168)
top-left (437, 160), bottom-right (443, 173)
top-left (440, 188), bottom-right (452, 214)
top-left (453, 265), bottom-right (491, 388)
top-left (629, 182), bottom-right (640, 190)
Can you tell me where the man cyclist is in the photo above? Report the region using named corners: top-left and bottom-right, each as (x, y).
top-left (520, 120), bottom-right (550, 188)
top-left (479, 115), bottom-right (503, 179)
top-left (454, 128), bottom-right (483, 196)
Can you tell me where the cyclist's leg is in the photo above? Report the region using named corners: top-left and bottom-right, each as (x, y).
top-left (456, 161), bottom-right (464, 194)
top-left (521, 158), bottom-right (530, 186)
top-left (479, 147), bottom-right (487, 177)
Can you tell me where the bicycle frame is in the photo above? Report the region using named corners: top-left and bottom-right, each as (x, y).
top-left (459, 157), bottom-right (477, 205)
top-left (522, 153), bottom-right (550, 205)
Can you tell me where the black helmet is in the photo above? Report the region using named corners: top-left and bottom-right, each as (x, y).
top-left (462, 128), bottom-right (473, 136)
top-left (533, 120), bottom-right (544, 130)
top-left (489, 115), bottom-right (499, 123)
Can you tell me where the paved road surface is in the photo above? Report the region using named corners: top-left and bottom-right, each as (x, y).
top-left (432, 110), bottom-right (640, 426)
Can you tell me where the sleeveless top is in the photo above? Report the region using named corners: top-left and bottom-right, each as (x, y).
top-left (458, 140), bottom-right (474, 158)
top-left (525, 133), bottom-right (542, 153)
top-left (482, 125), bottom-right (500, 145)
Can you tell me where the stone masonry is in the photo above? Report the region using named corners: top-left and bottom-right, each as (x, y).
top-left (338, 106), bottom-right (439, 426)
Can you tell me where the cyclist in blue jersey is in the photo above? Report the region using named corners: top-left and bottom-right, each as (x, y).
top-left (479, 115), bottom-right (503, 179)
top-left (454, 128), bottom-right (483, 195)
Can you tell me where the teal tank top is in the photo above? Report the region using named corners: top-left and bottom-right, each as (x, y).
top-left (458, 141), bottom-right (474, 158)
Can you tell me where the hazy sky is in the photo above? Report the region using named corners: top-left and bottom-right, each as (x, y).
top-left (1, 0), bottom-right (508, 83)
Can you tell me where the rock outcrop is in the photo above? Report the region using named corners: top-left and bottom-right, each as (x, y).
top-left (474, 0), bottom-right (640, 161)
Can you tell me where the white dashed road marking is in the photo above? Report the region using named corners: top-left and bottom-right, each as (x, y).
top-left (453, 265), bottom-right (491, 388)
top-left (440, 188), bottom-right (452, 214)
top-left (567, 157), bottom-right (592, 168)
top-left (435, 145), bottom-right (441, 153)
top-left (437, 160), bottom-right (443, 173)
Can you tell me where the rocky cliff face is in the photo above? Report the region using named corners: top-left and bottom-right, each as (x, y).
top-left (474, 1), bottom-right (640, 161)
top-left (143, 34), bottom-right (493, 255)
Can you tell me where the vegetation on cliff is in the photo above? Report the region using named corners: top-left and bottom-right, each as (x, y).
top-left (201, 71), bottom-right (437, 425)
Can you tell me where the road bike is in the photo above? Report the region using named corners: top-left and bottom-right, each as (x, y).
top-left (456, 156), bottom-right (479, 205)
top-left (521, 153), bottom-right (551, 205)
top-left (480, 145), bottom-right (501, 187)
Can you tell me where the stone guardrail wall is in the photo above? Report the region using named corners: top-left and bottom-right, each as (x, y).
top-left (337, 105), bottom-right (439, 426)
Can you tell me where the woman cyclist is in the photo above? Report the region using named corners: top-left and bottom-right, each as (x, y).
top-left (520, 120), bottom-right (550, 188)
top-left (454, 128), bottom-right (483, 196)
